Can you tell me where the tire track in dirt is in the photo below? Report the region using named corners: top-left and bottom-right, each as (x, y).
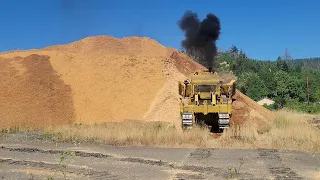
top-left (258, 149), bottom-right (303, 179)
top-left (0, 145), bottom-right (172, 168)
top-left (0, 158), bottom-right (118, 180)
top-left (0, 145), bottom-right (252, 179)
top-left (173, 148), bottom-right (254, 180)
top-left (1, 145), bottom-right (316, 179)
top-left (0, 146), bottom-right (111, 158)
top-left (188, 148), bottom-right (213, 160)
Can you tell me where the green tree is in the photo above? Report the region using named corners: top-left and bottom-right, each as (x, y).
top-left (237, 72), bottom-right (253, 94)
top-left (258, 64), bottom-right (275, 96)
top-left (273, 96), bottom-right (286, 109)
top-left (239, 49), bottom-right (247, 59)
top-left (229, 45), bottom-right (239, 58)
top-left (238, 72), bottom-right (268, 101)
top-left (276, 58), bottom-right (289, 72)
top-left (286, 75), bottom-right (305, 101)
top-left (307, 72), bottom-right (320, 102)
top-left (315, 89), bottom-right (320, 102)
top-left (246, 80), bottom-right (268, 101)
top-left (274, 70), bottom-right (290, 97)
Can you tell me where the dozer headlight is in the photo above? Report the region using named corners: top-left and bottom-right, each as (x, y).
top-left (182, 113), bottom-right (193, 119)
top-left (218, 113), bottom-right (229, 118)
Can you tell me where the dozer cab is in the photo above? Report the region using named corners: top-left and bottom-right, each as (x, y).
top-left (178, 71), bottom-right (236, 133)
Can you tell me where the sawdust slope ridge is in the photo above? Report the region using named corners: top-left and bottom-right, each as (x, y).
top-left (43, 36), bottom-right (167, 56)
top-left (0, 35), bottom-right (274, 128)
top-left (0, 36), bottom-right (178, 126)
top-left (142, 49), bottom-right (205, 127)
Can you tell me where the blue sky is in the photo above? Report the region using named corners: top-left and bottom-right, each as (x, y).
top-left (0, 0), bottom-right (319, 60)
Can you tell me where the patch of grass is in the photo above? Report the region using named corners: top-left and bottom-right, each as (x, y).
top-left (2, 110), bottom-right (320, 152)
top-left (1, 126), bottom-right (21, 134)
top-left (227, 157), bottom-right (244, 180)
top-left (285, 100), bottom-right (320, 114)
top-left (274, 115), bottom-right (290, 129)
top-left (269, 110), bottom-right (320, 151)
top-left (221, 110), bottom-right (320, 152)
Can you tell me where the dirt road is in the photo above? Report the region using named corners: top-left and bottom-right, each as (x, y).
top-left (0, 142), bottom-right (319, 179)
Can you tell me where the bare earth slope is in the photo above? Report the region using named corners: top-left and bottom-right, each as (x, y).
top-left (0, 55), bottom-right (75, 129)
top-left (0, 35), bottom-right (274, 129)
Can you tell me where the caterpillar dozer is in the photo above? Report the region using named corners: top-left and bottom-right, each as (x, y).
top-left (178, 71), bottom-right (237, 133)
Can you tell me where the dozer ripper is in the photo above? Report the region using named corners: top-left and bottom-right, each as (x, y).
top-left (178, 71), bottom-right (237, 133)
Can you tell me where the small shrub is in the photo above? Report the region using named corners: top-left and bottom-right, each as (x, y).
top-left (274, 116), bottom-right (290, 129)
top-left (285, 100), bottom-right (320, 114)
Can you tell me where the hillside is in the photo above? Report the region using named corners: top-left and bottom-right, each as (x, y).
top-left (294, 57), bottom-right (320, 72)
top-left (0, 36), bottom-right (274, 129)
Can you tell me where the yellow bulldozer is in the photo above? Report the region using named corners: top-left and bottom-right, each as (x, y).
top-left (178, 71), bottom-right (237, 133)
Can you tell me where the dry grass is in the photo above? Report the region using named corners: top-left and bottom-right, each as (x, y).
top-left (19, 110), bottom-right (320, 152)
top-left (220, 110), bottom-right (320, 152)
top-left (45, 120), bottom-right (214, 148)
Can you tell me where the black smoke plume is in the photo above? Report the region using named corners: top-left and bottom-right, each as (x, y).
top-left (178, 11), bottom-right (221, 71)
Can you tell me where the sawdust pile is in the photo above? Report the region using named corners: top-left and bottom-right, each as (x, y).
top-left (0, 55), bottom-right (75, 129)
top-left (0, 35), bottom-right (274, 129)
top-left (231, 90), bottom-right (275, 127)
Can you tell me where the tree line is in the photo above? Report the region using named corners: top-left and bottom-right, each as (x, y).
top-left (216, 45), bottom-right (320, 113)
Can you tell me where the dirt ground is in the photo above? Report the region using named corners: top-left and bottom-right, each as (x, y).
top-left (0, 142), bottom-right (319, 180)
top-left (0, 35), bottom-right (275, 129)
